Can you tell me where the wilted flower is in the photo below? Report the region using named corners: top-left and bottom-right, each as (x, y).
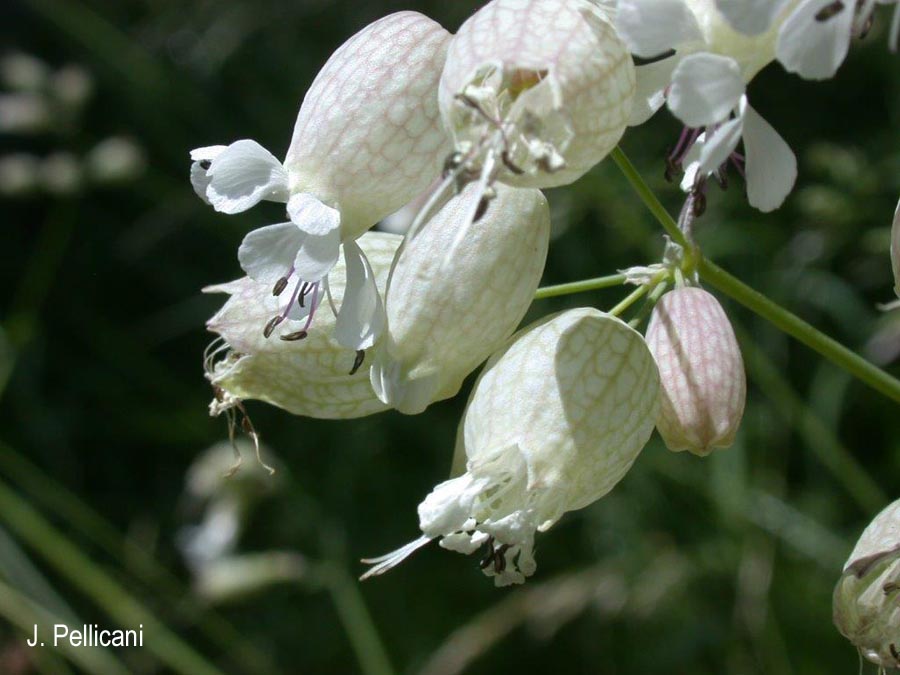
top-left (205, 232), bottom-right (401, 421)
top-left (438, 0), bottom-right (635, 192)
top-left (645, 286), bottom-right (746, 455)
top-left (363, 308), bottom-right (660, 586)
top-left (833, 497), bottom-right (900, 668)
top-left (716, 0), bottom-right (899, 79)
top-left (371, 183), bottom-right (550, 415)
top-left (618, 0), bottom-right (797, 212)
top-left (191, 12), bottom-right (451, 353)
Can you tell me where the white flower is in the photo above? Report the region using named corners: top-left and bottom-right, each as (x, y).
top-left (191, 12), bottom-right (451, 352)
top-left (205, 232), bottom-right (402, 420)
top-left (716, 0), bottom-right (900, 80)
top-left (438, 0), bottom-right (635, 192)
top-left (833, 497), bottom-right (900, 668)
top-left (362, 308), bottom-right (660, 586)
top-left (371, 183), bottom-right (550, 415)
top-left (618, 0), bottom-right (797, 212)
top-left (645, 286), bottom-right (746, 455)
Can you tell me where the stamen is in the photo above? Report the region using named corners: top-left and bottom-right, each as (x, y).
top-left (263, 315), bottom-right (285, 338)
top-left (692, 189), bottom-right (707, 218)
top-left (272, 276), bottom-right (289, 297)
top-left (199, 159), bottom-right (212, 170)
top-left (280, 331), bottom-right (308, 342)
top-left (815, 1), bottom-right (845, 21)
top-left (474, 195), bottom-right (491, 222)
top-left (632, 49), bottom-right (677, 67)
top-left (891, 643), bottom-right (899, 662)
top-left (350, 349), bottom-right (366, 376)
top-left (501, 150), bottom-right (525, 175)
top-left (298, 282), bottom-right (312, 308)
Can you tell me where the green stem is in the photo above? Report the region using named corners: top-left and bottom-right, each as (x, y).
top-left (609, 284), bottom-right (651, 318)
top-left (535, 273), bottom-right (627, 300)
top-left (320, 565), bottom-right (395, 675)
top-left (0, 478), bottom-right (226, 675)
top-left (611, 147), bottom-right (900, 405)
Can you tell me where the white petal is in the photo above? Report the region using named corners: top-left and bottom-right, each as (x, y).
top-left (616, 0), bottom-right (702, 57)
top-left (293, 227), bottom-right (341, 282)
top-left (743, 103), bottom-right (797, 212)
top-left (287, 193), bottom-right (342, 237)
top-left (668, 54), bottom-right (745, 127)
top-left (238, 222), bottom-right (303, 284)
top-left (333, 241), bottom-right (385, 351)
top-left (190, 146), bottom-right (227, 162)
top-left (715, 0), bottom-right (791, 35)
top-left (189, 145), bottom-right (227, 203)
top-left (776, 0), bottom-right (855, 80)
top-left (629, 56), bottom-right (681, 126)
top-left (698, 111), bottom-right (745, 175)
top-left (206, 139), bottom-right (289, 214)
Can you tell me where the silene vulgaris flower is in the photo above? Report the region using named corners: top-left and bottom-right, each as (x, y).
top-left (715, 0), bottom-right (899, 80)
top-left (362, 308), bottom-right (660, 586)
top-left (618, 0), bottom-right (798, 212)
top-left (205, 232), bottom-right (402, 422)
top-left (371, 183), bottom-right (550, 415)
top-left (191, 12), bottom-right (451, 364)
top-left (436, 0), bottom-right (635, 213)
top-left (833, 497), bottom-right (900, 668)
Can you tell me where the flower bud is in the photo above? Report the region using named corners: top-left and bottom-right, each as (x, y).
top-left (371, 183), bottom-right (550, 415)
top-left (833, 498), bottom-right (900, 668)
top-left (363, 308), bottom-right (660, 586)
top-left (645, 287), bottom-right (746, 456)
top-left (891, 198), bottom-right (899, 298)
top-left (439, 0), bottom-right (635, 189)
top-left (205, 232), bottom-right (401, 420)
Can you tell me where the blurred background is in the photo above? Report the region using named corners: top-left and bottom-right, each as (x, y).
top-left (1, 0), bottom-right (899, 673)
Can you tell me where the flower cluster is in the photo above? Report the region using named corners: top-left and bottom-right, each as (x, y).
top-left (190, 0), bottom-right (896, 603)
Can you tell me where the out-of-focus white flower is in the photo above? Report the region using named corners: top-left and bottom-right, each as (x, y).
top-left (362, 308), bottom-right (660, 586)
top-left (645, 286), bottom-right (746, 455)
top-left (51, 64), bottom-right (93, 109)
top-left (0, 93), bottom-right (50, 133)
top-left (618, 0), bottom-right (797, 212)
top-left (0, 52), bottom-right (49, 92)
top-left (439, 0), bottom-right (635, 192)
top-left (0, 154), bottom-right (39, 196)
top-left (716, 0), bottom-right (900, 79)
top-left (39, 152), bottom-right (81, 195)
top-left (191, 12), bottom-right (451, 352)
top-left (205, 232), bottom-right (401, 420)
top-left (86, 137), bottom-right (145, 184)
top-left (371, 184), bottom-right (550, 415)
top-left (891, 198), bottom-right (900, 298)
top-left (833, 498), bottom-right (900, 668)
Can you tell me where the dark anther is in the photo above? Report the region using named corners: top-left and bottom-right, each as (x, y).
top-left (884, 581), bottom-right (899, 595)
top-left (474, 196), bottom-right (491, 223)
top-left (632, 49), bottom-right (677, 67)
top-left (280, 331), bottom-right (308, 342)
top-left (493, 544), bottom-right (510, 574)
top-left (241, 416), bottom-right (253, 433)
top-left (891, 643), bottom-right (900, 662)
top-left (501, 150), bottom-right (525, 175)
top-left (298, 282), bottom-right (312, 308)
top-left (199, 160), bottom-right (212, 170)
top-left (857, 13), bottom-right (874, 38)
top-left (692, 191), bottom-right (707, 218)
top-left (350, 350), bottom-right (366, 376)
top-left (479, 536), bottom-right (496, 569)
top-left (815, 1), bottom-right (844, 21)
top-left (443, 152), bottom-right (465, 178)
top-left (714, 169), bottom-right (728, 191)
top-left (664, 157), bottom-right (680, 183)
top-left (272, 277), bottom-right (289, 297)
top-left (263, 315), bottom-right (285, 339)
